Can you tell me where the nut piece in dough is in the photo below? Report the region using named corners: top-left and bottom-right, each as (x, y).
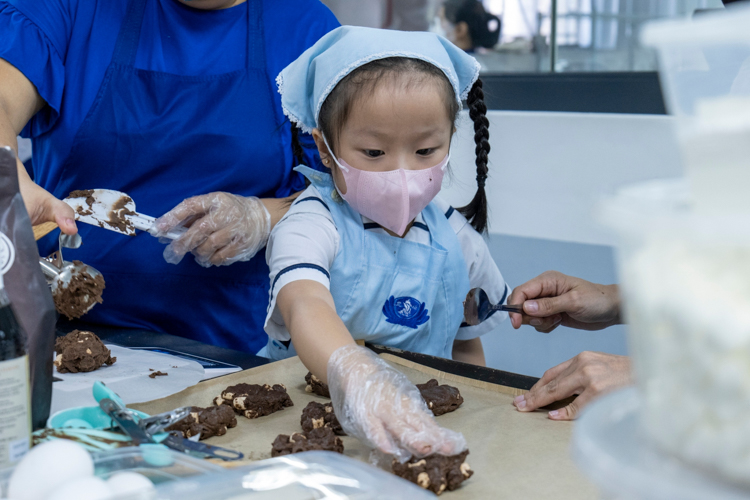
top-left (271, 427), bottom-right (344, 457)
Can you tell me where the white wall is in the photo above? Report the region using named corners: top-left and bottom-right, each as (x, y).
top-left (442, 110), bottom-right (684, 245)
top-left (321, 0), bottom-right (386, 28)
top-left (441, 110), bottom-right (685, 376)
top-left (17, 137), bottom-right (32, 163)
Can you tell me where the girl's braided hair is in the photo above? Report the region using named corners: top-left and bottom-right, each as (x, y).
top-left (289, 57), bottom-right (489, 233)
top-left (458, 78), bottom-right (489, 233)
top-left (290, 124), bottom-right (306, 167)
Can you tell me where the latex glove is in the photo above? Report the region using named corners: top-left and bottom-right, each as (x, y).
top-left (328, 344), bottom-right (467, 463)
top-left (513, 351), bottom-right (632, 420)
top-left (150, 193), bottom-right (271, 268)
top-left (508, 271), bottom-right (621, 333)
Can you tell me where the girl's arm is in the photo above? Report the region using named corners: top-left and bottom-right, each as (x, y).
top-left (452, 337), bottom-right (486, 366)
top-left (278, 279), bottom-right (466, 460)
top-left (276, 279), bottom-right (355, 382)
top-left (277, 279), bottom-right (467, 461)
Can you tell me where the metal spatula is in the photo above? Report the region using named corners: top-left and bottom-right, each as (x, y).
top-left (463, 287), bottom-right (524, 326)
top-left (64, 189), bottom-right (185, 239)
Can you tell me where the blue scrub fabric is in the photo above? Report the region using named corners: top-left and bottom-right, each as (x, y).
top-left (0, 0), bottom-right (339, 353)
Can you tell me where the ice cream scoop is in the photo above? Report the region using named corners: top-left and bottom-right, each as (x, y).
top-left (38, 233), bottom-right (104, 317)
top-left (39, 258), bottom-right (104, 317)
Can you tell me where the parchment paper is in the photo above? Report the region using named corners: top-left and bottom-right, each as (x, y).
top-left (50, 345), bottom-right (204, 414)
top-left (132, 355), bottom-right (597, 499)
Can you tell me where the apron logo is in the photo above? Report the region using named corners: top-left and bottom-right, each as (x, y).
top-left (382, 296), bottom-right (429, 329)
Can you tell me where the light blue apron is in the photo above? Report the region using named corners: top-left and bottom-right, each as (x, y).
top-left (263, 166), bottom-right (470, 360)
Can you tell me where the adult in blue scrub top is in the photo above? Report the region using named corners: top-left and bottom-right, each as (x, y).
top-left (0, 0), bottom-right (339, 354)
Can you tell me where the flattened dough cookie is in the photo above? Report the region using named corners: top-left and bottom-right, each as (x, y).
top-left (271, 427), bottom-right (344, 457)
top-left (417, 379), bottom-right (464, 416)
top-left (304, 371), bottom-right (330, 398)
top-left (392, 450), bottom-right (474, 495)
top-left (167, 405), bottom-right (237, 440)
top-left (214, 383), bottom-right (293, 418)
top-left (300, 401), bottom-right (345, 435)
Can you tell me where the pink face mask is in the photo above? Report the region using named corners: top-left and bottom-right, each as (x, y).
top-left (323, 136), bottom-right (449, 236)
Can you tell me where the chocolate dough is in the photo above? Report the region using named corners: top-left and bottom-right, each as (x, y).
top-left (106, 195), bottom-right (136, 234)
top-left (392, 450), bottom-right (474, 495)
top-left (417, 379), bottom-right (464, 416)
top-left (166, 405), bottom-right (237, 440)
top-left (148, 371), bottom-right (168, 379)
top-left (68, 190), bottom-right (95, 217)
top-left (304, 371), bottom-right (330, 398)
top-left (54, 330), bottom-right (116, 373)
top-left (68, 190), bottom-right (96, 205)
top-left (214, 383), bottom-right (293, 419)
top-left (53, 262), bottom-right (105, 320)
top-left (300, 401), bottom-right (345, 435)
top-left (271, 427), bottom-right (344, 457)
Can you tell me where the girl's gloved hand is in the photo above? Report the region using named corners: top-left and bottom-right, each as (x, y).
top-left (327, 344), bottom-right (467, 463)
top-left (150, 193), bottom-right (271, 268)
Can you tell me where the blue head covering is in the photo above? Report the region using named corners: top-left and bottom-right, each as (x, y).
top-left (276, 26), bottom-right (481, 133)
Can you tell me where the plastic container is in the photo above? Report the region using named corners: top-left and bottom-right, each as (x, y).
top-left (599, 178), bottom-right (750, 488)
top-left (154, 451), bottom-right (436, 500)
top-left (641, 4), bottom-right (750, 215)
top-left (0, 446), bottom-right (223, 498)
top-left (572, 387), bottom-right (750, 500)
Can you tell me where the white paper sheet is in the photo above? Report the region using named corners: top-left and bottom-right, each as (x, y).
top-left (50, 345), bottom-right (205, 415)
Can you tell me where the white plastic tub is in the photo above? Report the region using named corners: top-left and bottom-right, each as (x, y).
top-left (599, 178), bottom-right (750, 488)
top-left (641, 4), bottom-right (750, 215)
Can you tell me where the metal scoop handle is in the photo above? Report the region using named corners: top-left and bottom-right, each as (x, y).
top-left (39, 258), bottom-right (62, 279)
top-left (139, 407), bottom-right (192, 435)
top-left (464, 288), bottom-right (527, 325)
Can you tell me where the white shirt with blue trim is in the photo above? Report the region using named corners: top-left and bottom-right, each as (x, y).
top-left (264, 185), bottom-right (510, 343)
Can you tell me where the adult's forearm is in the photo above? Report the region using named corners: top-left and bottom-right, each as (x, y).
top-left (0, 104), bottom-right (36, 201)
top-left (603, 284), bottom-right (622, 326)
top-left (0, 59), bottom-right (45, 192)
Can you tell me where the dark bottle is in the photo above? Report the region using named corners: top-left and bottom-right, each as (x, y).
top-left (0, 272), bottom-right (31, 468)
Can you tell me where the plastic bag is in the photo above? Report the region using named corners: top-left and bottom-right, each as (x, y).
top-left (0, 147), bottom-right (56, 429)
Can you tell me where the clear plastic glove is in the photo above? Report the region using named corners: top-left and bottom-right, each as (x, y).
top-left (149, 193), bottom-right (271, 268)
top-left (328, 344), bottom-right (467, 463)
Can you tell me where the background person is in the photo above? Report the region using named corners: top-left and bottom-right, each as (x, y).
top-left (438, 0), bottom-right (501, 52)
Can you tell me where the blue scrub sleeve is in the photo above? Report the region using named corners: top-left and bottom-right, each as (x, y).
top-left (0, 3), bottom-right (65, 137)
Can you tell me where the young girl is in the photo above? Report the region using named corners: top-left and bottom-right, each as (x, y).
top-left (261, 26), bottom-right (510, 461)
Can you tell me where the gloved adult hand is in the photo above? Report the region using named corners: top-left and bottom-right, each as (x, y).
top-left (150, 193), bottom-right (271, 268)
top-left (328, 344), bottom-right (467, 463)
